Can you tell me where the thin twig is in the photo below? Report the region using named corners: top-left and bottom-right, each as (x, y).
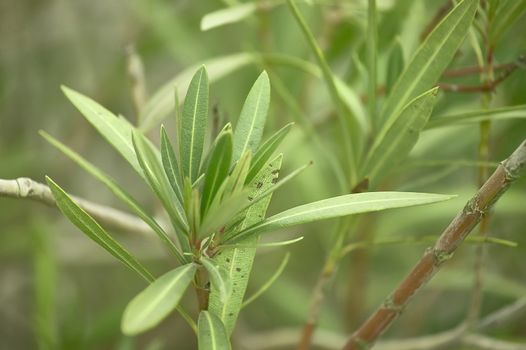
top-left (420, 1), bottom-right (453, 41)
top-left (462, 334), bottom-right (526, 350)
top-left (239, 298), bottom-right (526, 349)
top-left (343, 139), bottom-right (526, 350)
top-left (438, 62), bottom-right (519, 93)
top-left (0, 177), bottom-right (153, 236)
top-left (126, 44), bottom-right (147, 122)
top-left (477, 297), bottom-right (526, 331)
top-left (466, 8), bottom-right (495, 329)
top-left (297, 180), bottom-right (367, 349)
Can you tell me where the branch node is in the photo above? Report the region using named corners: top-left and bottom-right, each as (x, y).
top-left (350, 337), bottom-right (372, 350)
top-left (465, 196), bottom-right (487, 216)
top-left (383, 295), bottom-right (404, 314)
top-left (16, 177), bottom-right (33, 197)
top-left (433, 248), bottom-right (454, 265)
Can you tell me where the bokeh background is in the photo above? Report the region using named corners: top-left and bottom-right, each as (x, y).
top-left (1, 1), bottom-right (525, 349)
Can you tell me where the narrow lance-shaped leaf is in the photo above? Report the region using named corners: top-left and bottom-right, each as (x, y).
top-left (132, 131), bottom-right (190, 251)
top-left (200, 123), bottom-right (232, 177)
top-left (367, 0), bottom-right (378, 123)
top-left (233, 71), bottom-right (270, 162)
top-left (385, 37), bottom-right (405, 95)
top-left (61, 86), bottom-right (143, 176)
top-left (363, 88), bottom-right (438, 186)
top-left (121, 263), bottom-right (197, 335)
top-left (201, 2), bottom-right (258, 31)
top-left (245, 122), bottom-right (293, 183)
top-left (140, 53), bottom-right (254, 131)
top-left (225, 150), bottom-right (252, 195)
top-left (40, 131), bottom-right (186, 264)
top-left (201, 256), bottom-right (232, 303)
top-left (490, 0), bottom-right (526, 44)
top-left (209, 155), bottom-right (283, 335)
top-left (46, 177), bottom-right (154, 283)
top-left (202, 126), bottom-right (233, 215)
top-left (229, 192), bottom-right (456, 243)
top-left (380, 0), bottom-right (477, 125)
top-left (161, 125), bottom-right (184, 203)
top-left (179, 66), bottom-right (209, 182)
top-left (426, 104), bottom-right (526, 129)
top-left (198, 311), bottom-right (232, 350)
top-left (286, 0), bottom-right (359, 183)
top-left (222, 161), bottom-right (311, 242)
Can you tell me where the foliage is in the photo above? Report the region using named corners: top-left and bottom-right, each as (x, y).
top-left (0, 0), bottom-right (525, 349)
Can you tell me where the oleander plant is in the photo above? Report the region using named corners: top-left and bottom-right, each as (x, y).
top-left (1, 0), bottom-right (525, 349)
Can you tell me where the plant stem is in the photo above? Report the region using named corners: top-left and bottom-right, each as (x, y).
top-left (467, 5), bottom-right (495, 327)
top-left (0, 177), bottom-right (154, 236)
top-left (420, 1), bottom-right (453, 41)
top-left (286, 0), bottom-right (358, 185)
top-left (297, 179), bottom-right (368, 349)
top-left (125, 44), bottom-right (147, 123)
top-left (367, 0), bottom-right (377, 130)
top-left (343, 139), bottom-right (526, 350)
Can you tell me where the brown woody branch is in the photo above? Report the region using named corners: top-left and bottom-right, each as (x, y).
top-left (0, 177), bottom-right (153, 236)
top-left (343, 139), bottom-right (526, 350)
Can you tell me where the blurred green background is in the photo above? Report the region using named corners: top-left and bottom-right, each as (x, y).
top-left (1, 1), bottom-right (525, 349)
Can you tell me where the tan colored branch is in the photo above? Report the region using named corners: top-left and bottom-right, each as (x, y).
top-left (463, 334), bottom-right (526, 350)
top-left (343, 139), bottom-right (526, 350)
top-left (0, 177), bottom-right (153, 236)
top-left (478, 297), bottom-right (526, 331)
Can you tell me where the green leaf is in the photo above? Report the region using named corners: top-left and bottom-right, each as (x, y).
top-left (200, 189), bottom-right (250, 237)
top-left (141, 54), bottom-right (253, 132)
top-left (161, 126), bottom-right (184, 203)
top-left (121, 263), bottom-right (197, 335)
top-left (367, 0), bottom-right (378, 124)
top-left (61, 86), bottom-right (142, 176)
top-left (180, 66), bottom-right (209, 183)
top-left (201, 3), bottom-right (257, 31)
top-left (45, 177), bottom-right (154, 283)
top-left (201, 256), bottom-right (232, 303)
top-left (225, 150), bottom-right (252, 196)
top-left (490, 0), bottom-right (526, 44)
top-left (132, 131), bottom-right (190, 248)
top-left (202, 127), bottom-right (233, 215)
top-left (246, 122), bottom-right (293, 183)
top-left (426, 104), bottom-right (526, 129)
top-left (208, 155), bottom-right (283, 335)
top-left (363, 88), bottom-right (438, 185)
top-left (230, 192), bottom-right (456, 243)
top-left (385, 37), bottom-right (405, 95)
top-left (198, 311), bottom-right (232, 350)
top-left (286, 0), bottom-right (359, 184)
top-left (219, 159), bottom-right (310, 243)
top-left (233, 71), bottom-right (271, 161)
top-left (380, 0), bottom-right (477, 125)
top-left (40, 131), bottom-right (186, 264)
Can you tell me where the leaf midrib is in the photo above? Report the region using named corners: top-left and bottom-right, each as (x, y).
top-left (188, 70), bottom-right (204, 180)
top-left (239, 87), bottom-right (263, 156)
top-left (131, 264), bottom-right (194, 328)
top-left (256, 195), bottom-right (448, 230)
top-left (384, 1), bottom-right (472, 121)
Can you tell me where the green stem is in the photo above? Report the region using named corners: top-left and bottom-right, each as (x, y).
top-left (286, 0), bottom-right (358, 186)
top-left (367, 0), bottom-right (378, 130)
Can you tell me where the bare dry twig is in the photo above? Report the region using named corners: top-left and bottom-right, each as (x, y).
top-left (343, 139), bottom-right (526, 350)
top-left (0, 177), bottom-right (153, 236)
